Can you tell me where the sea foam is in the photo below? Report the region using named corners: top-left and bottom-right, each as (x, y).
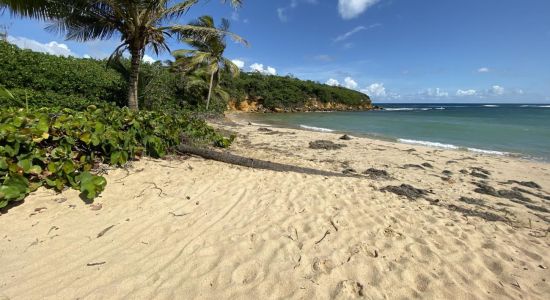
top-left (398, 138), bottom-right (508, 156)
top-left (299, 124), bottom-right (335, 132)
top-left (398, 139), bottom-right (459, 149)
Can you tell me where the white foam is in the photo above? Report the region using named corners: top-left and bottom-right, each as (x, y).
top-left (398, 138), bottom-right (509, 156)
top-left (384, 108), bottom-right (415, 111)
top-left (467, 147), bottom-right (508, 156)
top-left (435, 107), bottom-right (446, 110)
top-left (384, 107), bottom-right (435, 111)
top-left (398, 139), bottom-right (459, 149)
top-left (299, 124), bottom-right (335, 132)
top-left (250, 122), bottom-right (272, 127)
top-left (482, 105), bottom-right (499, 107)
top-left (520, 105), bottom-right (550, 108)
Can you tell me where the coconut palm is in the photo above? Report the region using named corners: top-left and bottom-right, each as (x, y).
top-left (0, 0), bottom-right (244, 111)
top-left (172, 16), bottom-right (245, 110)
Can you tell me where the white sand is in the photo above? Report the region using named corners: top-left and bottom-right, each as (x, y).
top-left (1, 115), bottom-right (549, 299)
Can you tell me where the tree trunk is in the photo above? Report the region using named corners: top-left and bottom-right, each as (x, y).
top-left (127, 49), bottom-right (141, 111)
top-left (177, 144), bottom-right (361, 178)
top-left (206, 71), bottom-right (215, 110)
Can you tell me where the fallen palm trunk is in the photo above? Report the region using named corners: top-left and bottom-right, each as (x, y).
top-left (177, 144), bottom-right (360, 178)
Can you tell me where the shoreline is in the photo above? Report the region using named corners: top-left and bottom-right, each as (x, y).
top-left (1, 112), bottom-right (549, 299)
top-left (226, 111), bottom-right (540, 163)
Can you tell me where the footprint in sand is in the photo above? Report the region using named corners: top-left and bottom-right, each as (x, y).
top-left (231, 261), bottom-right (261, 285)
top-left (312, 257), bottom-right (335, 274)
top-left (333, 280), bottom-right (365, 299)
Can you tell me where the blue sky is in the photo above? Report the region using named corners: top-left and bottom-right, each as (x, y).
top-left (2, 0), bottom-right (550, 103)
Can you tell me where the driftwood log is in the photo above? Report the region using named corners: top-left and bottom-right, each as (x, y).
top-left (177, 144), bottom-right (361, 178)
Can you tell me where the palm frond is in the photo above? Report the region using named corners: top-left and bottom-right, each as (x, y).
top-left (171, 24), bottom-right (248, 47)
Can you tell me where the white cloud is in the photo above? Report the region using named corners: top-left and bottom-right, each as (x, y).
top-left (477, 67), bottom-right (490, 73)
top-left (490, 85), bottom-right (504, 95)
top-left (231, 59), bottom-right (245, 69)
top-left (425, 88), bottom-right (449, 97)
top-left (314, 54), bottom-right (334, 62)
top-left (456, 89), bottom-right (477, 96)
top-left (338, 0), bottom-right (381, 20)
top-left (7, 35), bottom-right (78, 57)
top-left (362, 83), bottom-right (386, 97)
top-left (325, 78), bottom-right (340, 86)
top-left (250, 63), bottom-right (277, 75)
top-left (83, 54), bottom-right (91, 59)
top-left (334, 24), bottom-right (380, 42)
top-left (277, 8), bottom-right (288, 22)
top-left (344, 77), bottom-right (358, 89)
top-left (266, 66), bottom-right (277, 75)
top-left (142, 54), bottom-right (156, 64)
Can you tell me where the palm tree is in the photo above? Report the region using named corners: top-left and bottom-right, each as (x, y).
top-left (172, 16), bottom-right (245, 110)
top-left (0, 0), bottom-right (244, 111)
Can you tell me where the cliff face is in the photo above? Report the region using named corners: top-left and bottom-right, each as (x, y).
top-left (227, 97), bottom-right (374, 113)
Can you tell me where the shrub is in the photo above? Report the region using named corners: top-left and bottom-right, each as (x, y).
top-left (0, 105), bottom-right (232, 207)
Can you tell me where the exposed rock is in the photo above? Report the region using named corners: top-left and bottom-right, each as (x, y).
top-left (309, 140), bottom-right (346, 150)
top-left (442, 170), bottom-right (453, 176)
top-left (403, 164), bottom-right (425, 170)
top-left (363, 168), bottom-right (391, 180)
top-left (471, 167), bottom-right (491, 175)
top-left (448, 205), bottom-right (509, 222)
top-left (382, 184), bottom-right (428, 200)
top-left (421, 163), bottom-right (434, 169)
top-left (503, 180), bottom-right (542, 189)
top-left (339, 134), bottom-right (352, 140)
top-left (258, 127), bottom-right (273, 132)
top-left (459, 197), bottom-right (486, 206)
top-left (342, 168), bottom-right (357, 175)
top-left (470, 171), bottom-right (489, 179)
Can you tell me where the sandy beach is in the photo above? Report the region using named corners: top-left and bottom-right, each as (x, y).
top-left (1, 113), bottom-right (549, 299)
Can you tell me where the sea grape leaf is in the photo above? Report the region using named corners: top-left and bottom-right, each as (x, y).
top-left (77, 171), bottom-right (107, 200)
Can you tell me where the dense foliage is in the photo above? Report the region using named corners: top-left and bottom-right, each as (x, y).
top-left (0, 105), bottom-right (233, 208)
top-left (0, 42), bottom-right (370, 112)
top-left (0, 41), bottom-right (125, 108)
top-left (221, 72), bottom-right (371, 110)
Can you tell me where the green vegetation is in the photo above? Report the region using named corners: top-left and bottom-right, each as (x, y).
top-left (173, 15), bottom-right (245, 110)
top-left (0, 41), bottom-right (125, 109)
top-left (0, 0), bottom-right (244, 110)
top-left (0, 105), bottom-right (233, 208)
top-left (222, 72), bottom-right (371, 110)
top-left (0, 41), bottom-right (370, 112)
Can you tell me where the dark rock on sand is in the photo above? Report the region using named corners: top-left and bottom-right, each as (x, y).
top-left (470, 171), bottom-right (489, 179)
top-left (258, 127), bottom-right (273, 132)
top-left (442, 170), bottom-right (453, 176)
top-left (342, 168), bottom-right (357, 174)
top-left (503, 180), bottom-right (542, 189)
top-left (382, 184), bottom-right (428, 200)
top-left (403, 164), bottom-right (425, 170)
top-left (471, 167), bottom-right (491, 175)
top-left (459, 169), bottom-right (469, 174)
top-left (339, 134), bottom-right (352, 140)
top-left (472, 182), bottom-right (532, 202)
top-left (309, 140), bottom-right (346, 150)
top-left (459, 197), bottom-right (486, 206)
top-left (421, 163), bottom-right (434, 169)
top-left (363, 168), bottom-right (391, 180)
top-left (512, 187), bottom-right (550, 201)
top-left (447, 205), bottom-right (508, 222)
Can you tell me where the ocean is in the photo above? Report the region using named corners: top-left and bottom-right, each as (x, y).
top-left (245, 103), bottom-right (550, 161)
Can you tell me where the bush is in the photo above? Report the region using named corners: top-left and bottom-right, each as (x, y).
top-left (0, 105), bottom-right (232, 207)
top-left (0, 41), bottom-right (125, 107)
top-left (221, 72), bottom-right (371, 109)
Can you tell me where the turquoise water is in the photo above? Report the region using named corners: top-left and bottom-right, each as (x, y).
top-left (246, 103), bottom-right (550, 161)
